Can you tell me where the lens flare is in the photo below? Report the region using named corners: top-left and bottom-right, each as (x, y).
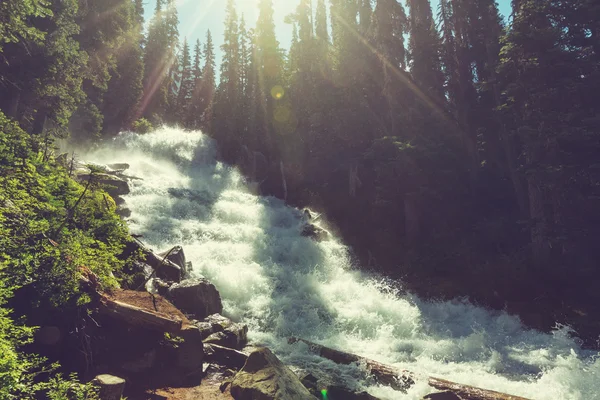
top-left (271, 85), bottom-right (285, 99)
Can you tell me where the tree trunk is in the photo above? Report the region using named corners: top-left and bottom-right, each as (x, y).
top-left (288, 337), bottom-right (531, 400)
top-left (93, 374), bottom-right (126, 400)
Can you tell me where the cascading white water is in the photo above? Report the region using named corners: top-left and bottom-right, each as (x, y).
top-left (87, 127), bottom-right (600, 399)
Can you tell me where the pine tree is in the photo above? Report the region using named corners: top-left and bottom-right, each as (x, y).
top-left (187, 39), bottom-right (204, 129)
top-left (176, 38), bottom-right (193, 125)
top-left (498, 0), bottom-right (600, 271)
top-left (406, 0), bottom-right (444, 101)
top-left (212, 0), bottom-right (241, 159)
top-left (142, 0), bottom-right (170, 123)
top-left (199, 30), bottom-right (216, 130)
top-left (102, 0), bottom-right (146, 135)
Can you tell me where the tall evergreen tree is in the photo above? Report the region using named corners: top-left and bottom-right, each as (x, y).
top-left (406, 0), bottom-right (444, 100)
top-left (176, 38), bottom-right (193, 124)
top-left (102, 0), bottom-right (145, 135)
top-left (199, 30), bottom-right (216, 130)
top-left (212, 0), bottom-right (241, 158)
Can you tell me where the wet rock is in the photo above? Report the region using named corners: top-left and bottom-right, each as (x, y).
top-left (158, 246), bottom-right (188, 279)
top-left (204, 343), bottom-right (249, 370)
top-left (77, 173), bottom-right (130, 197)
top-left (301, 224), bottom-right (329, 242)
top-left (423, 391), bottom-right (462, 400)
top-left (230, 347), bottom-right (313, 400)
top-left (93, 374), bottom-right (126, 400)
top-left (107, 163), bottom-right (130, 171)
top-left (325, 385), bottom-right (380, 400)
top-left (168, 278), bottom-right (222, 319)
top-left (198, 314), bottom-right (248, 349)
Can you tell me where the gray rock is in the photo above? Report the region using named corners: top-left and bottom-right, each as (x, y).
top-left (423, 392), bottom-right (462, 400)
top-left (158, 246), bottom-right (189, 279)
top-left (121, 350), bottom-right (156, 373)
top-left (77, 173), bottom-right (130, 197)
top-left (175, 325), bottom-right (204, 373)
top-left (106, 163), bottom-right (130, 172)
top-left (230, 347), bottom-right (313, 400)
top-left (204, 343), bottom-right (249, 370)
top-left (301, 224), bottom-right (329, 242)
top-left (198, 314), bottom-right (248, 349)
top-left (168, 278), bottom-right (222, 319)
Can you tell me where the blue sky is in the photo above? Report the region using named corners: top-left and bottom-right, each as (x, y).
top-left (145, 0), bottom-right (512, 68)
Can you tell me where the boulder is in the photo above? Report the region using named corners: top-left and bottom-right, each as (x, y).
top-left (230, 347), bottom-right (313, 400)
top-left (301, 224), bottom-right (329, 242)
top-left (174, 325), bottom-right (204, 373)
top-left (158, 246), bottom-right (188, 279)
top-left (144, 249), bottom-right (182, 283)
top-left (93, 374), bottom-right (126, 400)
top-left (77, 173), bottom-right (130, 197)
top-left (121, 349), bottom-right (157, 373)
top-left (204, 343), bottom-right (249, 370)
top-left (204, 325), bottom-right (248, 349)
top-left (325, 386), bottom-right (380, 400)
top-left (197, 314), bottom-right (248, 349)
top-left (168, 278), bottom-right (222, 319)
top-left (107, 163), bottom-right (130, 172)
top-left (423, 392), bottom-right (462, 400)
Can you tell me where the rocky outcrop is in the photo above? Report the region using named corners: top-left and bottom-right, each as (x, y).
top-left (158, 246), bottom-right (189, 279)
top-left (77, 173), bottom-right (130, 197)
top-left (301, 223), bottom-right (329, 242)
top-left (168, 278), bottom-right (223, 319)
top-left (198, 314), bottom-right (248, 350)
top-left (230, 347), bottom-right (313, 400)
top-left (204, 343), bottom-right (249, 370)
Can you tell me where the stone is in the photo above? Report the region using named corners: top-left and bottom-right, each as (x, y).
top-left (93, 374), bottom-right (126, 400)
top-left (158, 246), bottom-right (188, 279)
top-left (199, 314), bottom-right (248, 349)
top-left (326, 385), bottom-right (380, 400)
top-left (121, 350), bottom-right (156, 373)
top-left (423, 391), bottom-right (462, 400)
top-left (230, 347), bottom-right (313, 400)
top-left (175, 325), bottom-right (204, 373)
top-left (168, 278), bottom-right (222, 319)
top-left (106, 163), bottom-right (130, 171)
top-left (301, 224), bottom-right (329, 242)
top-left (77, 173), bottom-right (130, 197)
top-left (204, 343), bottom-right (249, 370)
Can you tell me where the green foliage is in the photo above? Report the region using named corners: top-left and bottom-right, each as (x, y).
top-left (131, 118), bottom-right (154, 134)
top-left (0, 111), bottom-right (134, 398)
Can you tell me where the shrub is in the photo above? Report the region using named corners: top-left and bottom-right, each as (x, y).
top-left (130, 118), bottom-right (153, 134)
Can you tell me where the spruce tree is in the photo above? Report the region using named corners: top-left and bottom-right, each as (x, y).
top-left (406, 0), bottom-right (444, 101)
top-left (176, 38), bottom-right (194, 125)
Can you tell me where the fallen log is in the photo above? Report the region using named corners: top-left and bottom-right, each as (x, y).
top-left (288, 337), bottom-right (530, 400)
top-left (98, 295), bottom-right (183, 333)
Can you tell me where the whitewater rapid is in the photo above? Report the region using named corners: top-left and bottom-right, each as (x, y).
top-left (86, 128), bottom-right (599, 399)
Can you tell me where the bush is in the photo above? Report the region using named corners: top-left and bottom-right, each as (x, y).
top-left (0, 111), bottom-right (135, 397)
top-left (130, 118), bottom-right (153, 134)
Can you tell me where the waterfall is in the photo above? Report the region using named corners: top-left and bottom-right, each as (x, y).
top-left (86, 127), bottom-right (600, 400)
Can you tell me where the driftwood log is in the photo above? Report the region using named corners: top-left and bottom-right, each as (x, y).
top-left (288, 337), bottom-right (530, 400)
top-left (97, 295), bottom-right (183, 333)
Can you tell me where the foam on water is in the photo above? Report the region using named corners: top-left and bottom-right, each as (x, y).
top-left (87, 127), bottom-right (600, 399)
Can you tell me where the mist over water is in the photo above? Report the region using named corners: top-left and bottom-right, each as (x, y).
top-left (86, 127), bottom-right (600, 399)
